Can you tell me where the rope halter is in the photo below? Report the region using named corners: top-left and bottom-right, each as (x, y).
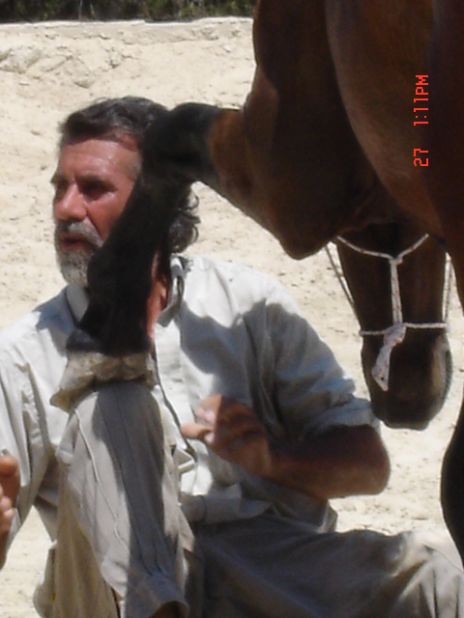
top-left (333, 234), bottom-right (450, 392)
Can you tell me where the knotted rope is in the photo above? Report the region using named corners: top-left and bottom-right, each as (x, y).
top-left (326, 235), bottom-right (451, 392)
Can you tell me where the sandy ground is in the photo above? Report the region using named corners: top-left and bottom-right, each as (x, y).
top-left (0, 17), bottom-right (463, 617)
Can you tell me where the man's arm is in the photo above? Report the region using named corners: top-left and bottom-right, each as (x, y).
top-left (181, 395), bottom-right (390, 500)
top-left (265, 423), bottom-right (389, 499)
top-left (0, 455), bottom-right (19, 568)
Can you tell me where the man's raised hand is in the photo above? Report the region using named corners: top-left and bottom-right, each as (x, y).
top-left (0, 454), bottom-right (19, 568)
top-left (181, 394), bottom-right (274, 478)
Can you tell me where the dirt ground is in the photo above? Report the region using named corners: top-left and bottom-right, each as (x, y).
top-left (0, 18), bottom-right (463, 617)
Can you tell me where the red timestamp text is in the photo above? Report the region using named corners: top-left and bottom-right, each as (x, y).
top-left (413, 147), bottom-right (429, 167)
top-left (413, 74), bottom-right (429, 126)
top-left (412, 74), bottom-right (430, 167)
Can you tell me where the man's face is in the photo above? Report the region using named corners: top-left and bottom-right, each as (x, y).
top-left (52, 136), bottom-right (140, 286)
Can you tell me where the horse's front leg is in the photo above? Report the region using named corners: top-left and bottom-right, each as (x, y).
top-left (53, 174), bottom-right (184, 410)
top-left (69, 104), bottom-right (226, 357)
top-left (441, 398), bottom-right (464, 565)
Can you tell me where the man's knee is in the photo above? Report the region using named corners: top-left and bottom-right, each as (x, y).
top-left (385, 531), bottom-right (464, 617)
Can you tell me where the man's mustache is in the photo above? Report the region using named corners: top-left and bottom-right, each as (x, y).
top-left (55, 220), bottom-right (104, 249)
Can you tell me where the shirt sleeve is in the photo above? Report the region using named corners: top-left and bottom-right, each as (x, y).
top-left (0, 352), bottom-right (47, 547)
top-left (262, 280), bottom-right (378, 439)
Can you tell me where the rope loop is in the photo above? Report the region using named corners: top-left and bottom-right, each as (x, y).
top-left (326, 234), bottom-right (452, 392)
top-left (371, 323), bottom-right (407, 392)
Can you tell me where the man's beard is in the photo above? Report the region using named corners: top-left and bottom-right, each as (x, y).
top-left (54, 221), bottom-right (103, 286)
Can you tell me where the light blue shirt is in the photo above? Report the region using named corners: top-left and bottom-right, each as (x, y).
top-left (0, 255), bottom-right (376, 543)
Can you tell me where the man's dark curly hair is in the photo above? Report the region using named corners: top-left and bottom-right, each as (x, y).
top-left (59, 96), bottom-right (200, 253)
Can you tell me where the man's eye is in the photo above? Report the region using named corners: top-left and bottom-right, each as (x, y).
top-left (53, 181), bottom-right (67, 201)
top-left (82, 181), bottom-right (108, 199)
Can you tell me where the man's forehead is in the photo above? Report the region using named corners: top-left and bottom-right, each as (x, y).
top-left (63, 130), bottom-right (139, 151)
top-left (57, 136), bottom-right (140, 175)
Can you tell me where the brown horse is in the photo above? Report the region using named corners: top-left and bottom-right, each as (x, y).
top-left (76, 1), bottom-right (464, 557)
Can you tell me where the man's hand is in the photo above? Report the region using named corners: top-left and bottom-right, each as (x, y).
top-left (181, 395), bottom-right (274, 478)
top-left (0, 454), bottom-right (20, 569)
top-left (182, 395), bottom-right (390, 500)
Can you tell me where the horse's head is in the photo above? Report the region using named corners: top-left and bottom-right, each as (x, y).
top-left (361, 329), bottom-right (452, 429)
top-left (337, 221), bottom-right (452, 429)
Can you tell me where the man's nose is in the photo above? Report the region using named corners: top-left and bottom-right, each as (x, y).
top-left (54, 186), bottom-right (87, 221)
